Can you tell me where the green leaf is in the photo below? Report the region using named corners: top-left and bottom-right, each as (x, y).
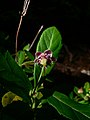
top-left (0, 51), bottom-right (32, 102)
top-left (74, 86), bottom-right (78, 94)
top-left (84, 82), bottom-right (90, 93)
top-left (69, 91), bottom-right (74, 99)
top-left (17, 50), bottom-right (25, 66)
top-left (34, 26), bottom-right (62, 83)
top-left (48, 91), bottom-right (90, 120)
top-left (23, 43), bottom-right (30, 51)
top-left (25, 51), bottom-right (34, 61)
top-left (2, 91), bottom-right (22, 107)
top-left (36, 26), bottom-right (62, 58)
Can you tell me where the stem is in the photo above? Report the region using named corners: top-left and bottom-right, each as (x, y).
top-left (34, 64), bottom-right (37, 88)
top-left (15, 15), bottom-right (23, 55)
top-left (34, 65), bottom-right (45, 89)
top-left (29, 25), bottom-right (43, 51)
top-left (33, 66), bottom-right (44, 95)
top-left (31, 66), bottom-right (45, 113)
top-left (38, 67), bottom-right (44, 83)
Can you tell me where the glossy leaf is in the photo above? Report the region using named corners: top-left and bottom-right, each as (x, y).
top-left (48, 91), bottom-right (90, 120)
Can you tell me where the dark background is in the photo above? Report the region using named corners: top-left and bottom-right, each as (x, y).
top-left (0, 0), bottom-right (90, 53)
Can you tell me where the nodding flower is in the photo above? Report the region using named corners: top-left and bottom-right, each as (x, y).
top-left (34, 50), bottom-right (56, 67)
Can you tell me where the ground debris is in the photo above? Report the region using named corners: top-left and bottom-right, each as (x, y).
top-left (55, 44), bottom-right (90, 76)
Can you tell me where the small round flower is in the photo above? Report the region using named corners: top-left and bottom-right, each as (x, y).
top-left (34, 50), bottom-right (56, 67)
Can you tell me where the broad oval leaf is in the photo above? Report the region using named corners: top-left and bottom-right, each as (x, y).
top-left (48, 91), bottom-right (90, 120)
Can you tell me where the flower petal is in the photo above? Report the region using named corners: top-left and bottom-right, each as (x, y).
top-left (44, 50), bottom-right (52, 55)
top-left (51, 56), bottom-right (57, 62)
top-left (35, 52), bottom-right (42, 57)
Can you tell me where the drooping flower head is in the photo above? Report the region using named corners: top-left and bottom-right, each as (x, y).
top-left (34, 50), bottom-right (56, 67)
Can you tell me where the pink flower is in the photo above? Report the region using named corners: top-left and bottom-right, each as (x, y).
top-left (34, 50), bottom-right (56, 67)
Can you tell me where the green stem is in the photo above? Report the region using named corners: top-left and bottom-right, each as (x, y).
top-left (34, 65), bottom-right (44, 88)
top-left (32, 66), bottom-right (44, 109)
top-left (33, 66), bottom-right (44, 93)
top-left (38, 66), bottom-right (44, 83)
top-left (34, 64), bottom-right (37, 88)
top-left (32, 66), bottom-right (45, 110)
